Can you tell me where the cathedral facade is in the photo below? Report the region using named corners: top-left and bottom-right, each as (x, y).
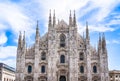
top-left (16, 11), bottom-right (109, 81)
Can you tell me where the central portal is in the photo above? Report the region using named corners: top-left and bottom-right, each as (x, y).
top-left (59, 76), bottom-right (66, 81)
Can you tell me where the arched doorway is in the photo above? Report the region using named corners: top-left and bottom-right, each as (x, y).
top-left (59, 76), bottom-right (66, 81)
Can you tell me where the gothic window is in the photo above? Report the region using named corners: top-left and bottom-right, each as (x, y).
top-left (60, 55), bottom-right (65, 63)
top-left (59, 76), bottom-right (66, 81)
top-left (41, 52), bottom-right (46, 60)
top-left (41, 65), bottom-right (45, 73)
top-left (60, 34), bottom-right (66, 47)
top-left (93, 66), bottom-right (97, 73)
top-left (79, 52), bottom-right (84, 60)
top-left (80, 66), bottom-right (84, 73)
top-left (28, 65), bottom-right (32, 73)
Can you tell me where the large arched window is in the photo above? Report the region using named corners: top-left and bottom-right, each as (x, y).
top-left (41, 52), bottom-right (46, 60)
top-left (93, 66), bottom-right (97, 73)
top-left (60, 55), bottom-right (65, 63)
top-left (60, 34), bottom-right (66, 47)
top-left (79, 52), bottom-right (84, 60)
top-left (28, 65), bottom-right (32, 73)
top-left (80, 66), bottom-right (84, 73)
top-left (41, 65), bottom-right (45, 73)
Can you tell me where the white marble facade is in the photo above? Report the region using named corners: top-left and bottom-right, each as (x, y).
top-left (16, 11), bottom-right (109, 81)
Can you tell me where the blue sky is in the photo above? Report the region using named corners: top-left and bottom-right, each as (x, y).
top-left (0, 0), bottom-right (120, 70)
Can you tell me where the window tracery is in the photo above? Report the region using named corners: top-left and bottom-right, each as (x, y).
top-left (79, 52), bottom-right (84, 60)
top-left (41, 52), bottom-right (46, 60)
top-left (60, 34), bottom-right (66, 47)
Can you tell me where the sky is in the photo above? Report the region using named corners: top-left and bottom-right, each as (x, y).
top-left (0, 0), bottom-right (120, 70)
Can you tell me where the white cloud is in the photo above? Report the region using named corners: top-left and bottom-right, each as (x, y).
top-left (89, 25), bottom-right (116, 32)
top-left (107, 40), bottom-right (120, 44)
top-left (91, 0), bottom-right (117, 22)
top-left (0, 46), bottom-right (17, 58)
top-left (0, 58), bottom-right (16, 68)
top-left (35, 0), bottom-right (120, 33)
top-left (0, 0), bottom-right (119, 41)
top-left (0, 32), bottom-right (7, 45)
top-left (78, 23), bottom-right (116, 34)
top-left (0, 2), bottom-right (35, 34)
top-left (0, 1), bottom-right (37, 46)
top-left (112, 40), bottom-right (120, 44)
top-left (108, 19), bottom-right (120, 25)
top-left (0, 23), bottom-right (7, 31)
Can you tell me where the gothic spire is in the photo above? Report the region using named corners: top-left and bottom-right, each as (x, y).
top-left (83, 32), bottom-right (84, 39)
top-left (53, 10), bottom-right (56, 27)
top-left (35, 20), bottom-right (40, 43)
top-left (73, 10), bottom-right (76, 26)
top-left (83, 32), bottom-right (86, 44)
top-left (22, 31), bottom-right (26, 48)
top-left (102, 33), bottom-right (107, 54)
top-left (86, 21), bottom-right (90, 44)
top-left (48, 9), bottom-right (52, 27)
top-left (69, 10), bottom-right (72, 26)
top-left (18, 31), bottom-right (22, 49)
top-left (98, 33), bottom-right (102, 50)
